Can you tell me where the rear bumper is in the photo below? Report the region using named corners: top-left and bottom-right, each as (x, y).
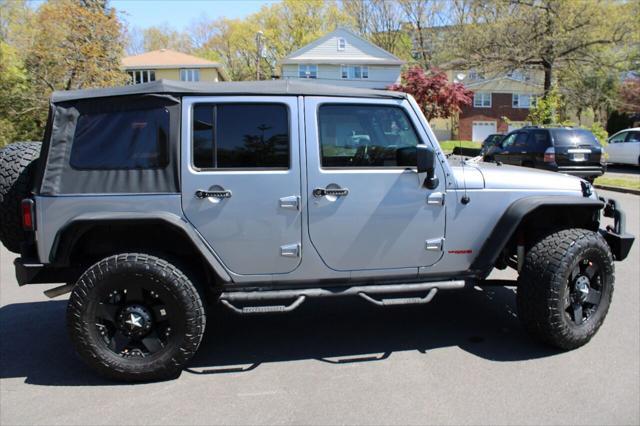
top-left (599, 198), bottom-right (635, 261)
top-left (554, 166), bottom-right (605, 178)
top-left (14, 258), bottom-right (80, 286)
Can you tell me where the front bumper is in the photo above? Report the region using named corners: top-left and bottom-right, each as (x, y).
top-left (599, 198), bottom-right (635, 261)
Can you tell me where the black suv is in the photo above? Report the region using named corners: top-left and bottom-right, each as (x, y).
top-left (483, 127), bottom-right (605, 181)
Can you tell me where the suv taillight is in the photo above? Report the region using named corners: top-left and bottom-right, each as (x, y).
top-left (21, 199), bottom-right (35, 230)
top-left (543, 147), bottom-right (556, 163)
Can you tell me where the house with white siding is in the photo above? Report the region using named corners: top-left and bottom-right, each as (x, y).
top-left (280, 28), bottom-right (404, 89)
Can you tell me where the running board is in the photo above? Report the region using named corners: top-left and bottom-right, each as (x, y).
top-left (219, 280), bottom-right (465, 314)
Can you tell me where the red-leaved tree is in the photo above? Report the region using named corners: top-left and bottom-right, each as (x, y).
top-left (389, 66), bottom-right (473, 121)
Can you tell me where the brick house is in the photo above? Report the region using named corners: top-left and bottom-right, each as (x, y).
top-left (430, 65), bottom-right (544, 141)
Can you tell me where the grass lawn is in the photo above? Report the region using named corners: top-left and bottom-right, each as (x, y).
top-left (438, 140), bottom-right (480, 153)
top-left (595, 175), bottom-right (640, 191)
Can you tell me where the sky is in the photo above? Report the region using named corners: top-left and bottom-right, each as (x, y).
top-left (112, 0), bottom-right (278, 30)
top-left (27, 0), bottom-right (278, 31)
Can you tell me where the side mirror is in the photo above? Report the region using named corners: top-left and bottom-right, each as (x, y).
top-left (416, 145), bottom-right (439, 189)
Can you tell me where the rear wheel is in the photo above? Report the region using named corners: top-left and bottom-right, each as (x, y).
top-left (517, 228), bottom-right (614, 350)
top-left (67, 253), bottom-right (206, 381)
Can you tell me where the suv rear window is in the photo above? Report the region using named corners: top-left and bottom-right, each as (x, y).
top-left (70, 108), bottom-right (169, 170)
top-left (551, 129), bottom-right (600, 147)
top-left (192, 103), bottom-right (289, 169)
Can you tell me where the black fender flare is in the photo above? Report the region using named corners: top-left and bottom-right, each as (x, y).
top-left (49, 212), bottom-right (232, 282)
top-left (470, 196), bottom-right (604, 276)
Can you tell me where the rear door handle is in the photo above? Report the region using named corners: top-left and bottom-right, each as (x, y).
top-left (313, 187), bottom-right (349, 197)
top-left (195, 189), bottom-right (232, 199)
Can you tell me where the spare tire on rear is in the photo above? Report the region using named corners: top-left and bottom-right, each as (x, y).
top-left (0, 142), bottom-right (42, 253)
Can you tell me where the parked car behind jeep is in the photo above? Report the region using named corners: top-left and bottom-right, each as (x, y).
top-left (606, 127), bottom-right (640, 166)
top-left (484, 127), bottom-right (605, 182)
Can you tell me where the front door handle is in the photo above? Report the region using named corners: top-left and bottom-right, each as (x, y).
top-left (313, 187), bottom-right (349, 198)
top-left (195, 189), bottom-right (232, 199)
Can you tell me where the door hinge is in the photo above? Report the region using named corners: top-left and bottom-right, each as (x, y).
top-left (425, 238), bottom-right (444, 251)
top-left (427, 192), bottom-right (445, 206)
top-left (279, 195), bottom-right (300, 210)
top-left (280, 243), bottom-right (301, 257)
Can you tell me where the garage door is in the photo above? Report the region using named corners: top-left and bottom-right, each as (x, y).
top-left (472, 121), bottom-right (497, 142)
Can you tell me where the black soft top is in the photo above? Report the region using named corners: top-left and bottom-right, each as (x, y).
top-left (51, 79), bottom-right (407, 103)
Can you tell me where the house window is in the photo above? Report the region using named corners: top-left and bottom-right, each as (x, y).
top-left (468, 70), bottom-right (485, 81)
top-left (473, 92), bottom-right (491, 108)
top-left (337, 38), bottom-right (346, 51)
top-left (299, 64), bottom-right (317, 79)
top-left (507, 70), bottom-right (530, 81)
top-left (180, 69), bottom-right (200, 82)
top-left (127, 70), bottom-right (155, 85)
top-left (512, 93), bottom-right (537, 108)
top-left (341, 65), bottom-right (369, 79)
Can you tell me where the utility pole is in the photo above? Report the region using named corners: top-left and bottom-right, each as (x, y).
top-left (255, 31), bottom-right (263, 81)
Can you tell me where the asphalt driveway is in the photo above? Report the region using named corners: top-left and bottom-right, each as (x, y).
top-left (1, 189), bottom-right (638, 426)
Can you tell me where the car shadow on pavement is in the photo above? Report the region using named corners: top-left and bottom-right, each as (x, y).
top-left (0, 283), bottom-right (562, 386)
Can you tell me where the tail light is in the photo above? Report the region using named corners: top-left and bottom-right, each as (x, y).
top-left (21, 199), bottom-right (35, 231)
top-left (543, 147), bottom-right (556, 163)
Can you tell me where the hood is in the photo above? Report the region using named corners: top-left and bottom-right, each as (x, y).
top-left (451, 161), bottom-right (583, 192)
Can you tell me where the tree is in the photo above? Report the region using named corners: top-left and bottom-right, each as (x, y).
top-left (390, 66), bottom-right (473, 120)
top-left (0, 0), bottom-right (128, 145)
top-left (342, 0), bottom-right (412, 59)
top-left (618, 76), bottom-right (640, 115)
top-left (142, 23), bottom-right (193, 53)
top-left (398, 0), bottom-right (448, 67)
top-left (558, 65), bottom-right (619, 126)
top-left (451, 0), bottom-right (636, 96)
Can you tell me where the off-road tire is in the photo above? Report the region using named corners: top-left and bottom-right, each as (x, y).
top-left (0, 142), bottom-right (41, 253)
top-left (67, 253), bottom-right (206, 382)
top-left (517, 228), bottom-right (614, 350)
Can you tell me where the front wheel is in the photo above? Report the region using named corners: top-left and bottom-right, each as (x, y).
top-left (517, 228), bottom-right (614, 350)
top-left (67, 253), bottom-right (206, 381)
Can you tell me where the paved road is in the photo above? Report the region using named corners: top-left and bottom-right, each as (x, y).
top-left (1, 189), bottom-right (638, 426)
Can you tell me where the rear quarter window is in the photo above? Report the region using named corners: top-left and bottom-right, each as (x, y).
top-left (70, 107), bottom-right (170, 170)
top-left (551, 129), bottom-right (600, 147)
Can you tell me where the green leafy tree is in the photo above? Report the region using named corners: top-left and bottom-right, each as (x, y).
top-left (451, 0), bottom-right (636, 97)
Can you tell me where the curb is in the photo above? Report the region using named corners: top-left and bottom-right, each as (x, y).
top-left (594, 184), bottom-right (640, 196)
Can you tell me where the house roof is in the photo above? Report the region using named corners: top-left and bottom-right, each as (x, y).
top-left (465, 76), bottom-right (543, 94)
top-left (122, 49), bottom-right (229, 80)
top-left (51, 79), bottom-right (408, 103)
top-left (281, 27), bottom-right (405, 66)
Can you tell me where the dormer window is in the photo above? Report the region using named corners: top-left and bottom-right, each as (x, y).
top-left (337, 38), bottom-right (346, 51)
top-left (468, 70), bottom-right (485, 81)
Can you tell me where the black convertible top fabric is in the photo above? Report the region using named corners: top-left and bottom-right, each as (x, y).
top-left (51, 79), bottom-right (407, 103)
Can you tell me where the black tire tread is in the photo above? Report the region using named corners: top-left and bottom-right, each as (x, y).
top-left (0, 141), bottom-right (42, 253)
top-left (67, 253), bottom-right (206, 382)
top-left (517, 228), bottom-right (614, 350)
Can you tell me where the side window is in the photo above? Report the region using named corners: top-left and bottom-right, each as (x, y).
top-left (626, 131), bottom-right (640, 142)
top-left (513, 132), bottom-right (528, 147)
top-left (192, 103), bottom-right (289, 169)
top-left (501, 133), bottom-right (517, 148)
top-left (318, 104), bottom-right (420, 168)
top-left (609, 132), bottom-right (626, 144)
top-left (528, 130), bottom-right (550, 150)
top-left (70, 107), bottom-right (169, 170)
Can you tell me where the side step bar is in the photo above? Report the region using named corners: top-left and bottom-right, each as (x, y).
top-left (219, 280), bottom-right (465, 315)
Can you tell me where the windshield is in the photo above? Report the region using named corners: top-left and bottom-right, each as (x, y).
top-left (551, 129), bottom-right (600, 147)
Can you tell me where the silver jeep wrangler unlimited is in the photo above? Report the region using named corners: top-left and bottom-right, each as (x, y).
top-left (0, 80), bottom-right (634, 381)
